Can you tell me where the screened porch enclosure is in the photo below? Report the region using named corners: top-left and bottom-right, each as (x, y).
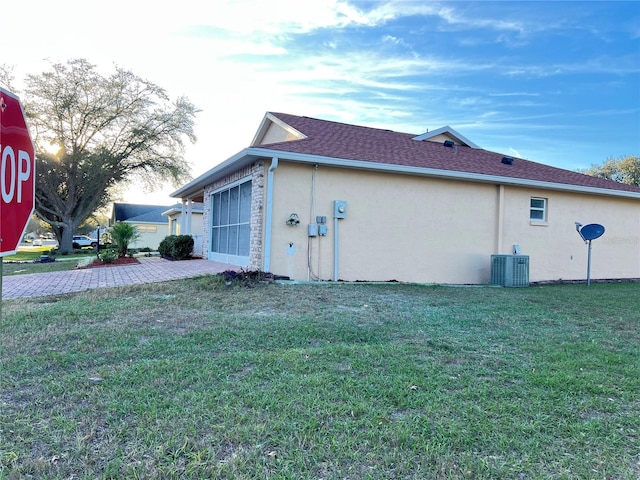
top-left (209, 180), bottom-right (251, 266)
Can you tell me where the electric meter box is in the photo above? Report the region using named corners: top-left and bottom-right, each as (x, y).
top-left (333, 200), bottom-right (347, 219)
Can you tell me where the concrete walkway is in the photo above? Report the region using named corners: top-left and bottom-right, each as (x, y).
top-left (2, 257), bottom-right (236, 300)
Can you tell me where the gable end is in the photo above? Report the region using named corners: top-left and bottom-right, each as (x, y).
top-left (412, 125), bottom-right (481, 149)
top-left (251, 112), bottom-right (307, 146)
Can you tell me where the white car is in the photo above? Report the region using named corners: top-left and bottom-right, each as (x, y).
top-left (72, 235), bottom-right (98, 248)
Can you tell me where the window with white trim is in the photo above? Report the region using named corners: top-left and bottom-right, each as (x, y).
top-left (530, 197), bottom-right (547, 222)
top-left (211, 180), bottom-right (251, 260)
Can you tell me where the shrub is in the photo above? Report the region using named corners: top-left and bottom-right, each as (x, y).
top-left (172, 235), bottom-right (194, 259)
top-left (99, 248), bottom-right (118, 264)
top-left (158, 237), bottom-right (171, 258)
top-left (158, 235), bottom-right (194, 260)
top-left (110, 222), bottom-right (141, 257)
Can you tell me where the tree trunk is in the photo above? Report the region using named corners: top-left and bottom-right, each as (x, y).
top-left (55, 222), bottom-right (76, 253)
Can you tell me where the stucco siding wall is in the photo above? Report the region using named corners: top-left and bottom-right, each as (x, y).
top-left (167, 213), bottom-right (204, 255)
top-left (192, 213), bottom-right (204, 236)
top-left (167, 215), bottom-right (178, 235)
top-left (269, 163), bottom-right (498, 283)
top-left (261, 123), bottom-right (300, 145)
top-left (127, 223), bottom-right (167, 250)
top-left (267, 162), bottom-right (639, 283)
top-left (192, 158), bottom-right (639, 283)
top-left (500, 188), bottom-right (640, 282)
top-left (168, 213), bottom-right (204, 236)
top-left (425, 133), bottom-right (457, 145)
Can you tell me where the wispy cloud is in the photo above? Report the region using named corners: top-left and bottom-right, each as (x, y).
top-left (489, 92), bottom-right (541, 97)
top-left (2, 0), bottom-right (637, 200)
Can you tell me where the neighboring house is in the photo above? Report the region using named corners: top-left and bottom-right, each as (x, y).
top-left (171, 112), bottom-right (640, 284)
top-left (110, 203), bottom-right (171, 250)
top-left (162, 203), bottom-right (205, 255)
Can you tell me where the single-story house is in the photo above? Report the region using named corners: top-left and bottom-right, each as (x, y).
top-left (162, 202), bottom-right (204, 236)
top-left (162, 202), bottom-right (204, 254)
top-left (110, 203), bottom-right (172, 250)
top-left (171, 112), bottom-right (640, 284)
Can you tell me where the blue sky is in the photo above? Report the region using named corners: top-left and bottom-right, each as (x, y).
top-left (4, 1), bottom-right (639, 204)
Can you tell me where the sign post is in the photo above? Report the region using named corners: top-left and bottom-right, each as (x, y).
top-left (0, 88), bottom-right (36, 312)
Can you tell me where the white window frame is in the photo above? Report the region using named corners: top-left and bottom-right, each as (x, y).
top-left (530, 197), bottom-right (548, 224)
top-left (137, 225), bottom-right (157, 233)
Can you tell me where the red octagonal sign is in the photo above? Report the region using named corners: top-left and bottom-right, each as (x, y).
top-left (0, 88), bottom-right (36, 257)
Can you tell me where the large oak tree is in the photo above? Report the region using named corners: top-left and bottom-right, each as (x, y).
top-left (580, 155), bottom-right (640, 187)
top-left (5, 59), bottom-right (198, 252)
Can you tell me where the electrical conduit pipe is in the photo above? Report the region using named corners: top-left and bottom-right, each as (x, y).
top-left (333, 216), bottom-right (339, 281)
top-left (264, 157), bottom-right (278, 273)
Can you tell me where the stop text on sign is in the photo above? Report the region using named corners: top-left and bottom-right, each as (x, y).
top-left (1, 144), bottom-right (32, 203)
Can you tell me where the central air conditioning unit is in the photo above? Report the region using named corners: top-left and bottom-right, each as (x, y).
top-left (491, 254), bottom-right (530, 287)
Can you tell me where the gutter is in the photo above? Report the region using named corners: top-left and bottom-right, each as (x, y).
top-left (171, 146), bottom-right (640, 201)
top-left (248, 148), bottom-right (640, 200)
top-left (264, 157), bottom-right (278, 273)
top-left (497, 185), bottom-right (505, 253)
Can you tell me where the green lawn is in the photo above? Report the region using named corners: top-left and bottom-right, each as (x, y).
top-left (2, 250), bottom-right (95, 276)
top-left (1, 279), bottom-right (638, 479)
top-left (4, 248), bottom-right (54, 261)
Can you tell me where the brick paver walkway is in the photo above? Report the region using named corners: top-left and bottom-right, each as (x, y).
top-left (2, 257), bottom-right (236, 299)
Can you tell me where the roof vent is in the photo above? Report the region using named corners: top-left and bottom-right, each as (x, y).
top-left (501, 156), bottom-right (514, 165)
top-left (443, 140), bottom-right (455, 148)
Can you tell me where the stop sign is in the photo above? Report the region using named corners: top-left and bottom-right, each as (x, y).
top-left (0, 88), bottom-right (35, 257)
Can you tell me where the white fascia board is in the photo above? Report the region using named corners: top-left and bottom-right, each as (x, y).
top-left (170, 149), bottom-right (256, 198)
top-left (126, 220), bottom-right (166, 225)
top-left (249, 113), bottom-right (273, 147)
top-left (162, 206), bottom-right (204, 215)
top-left (171, 145), bottom-right (640, 201)
top-left (412, 125), bottom-right (481, 149)
top-left (266, 113), bottom-right (307, 140)
top-left (249, 147), bottom-right (640, 200)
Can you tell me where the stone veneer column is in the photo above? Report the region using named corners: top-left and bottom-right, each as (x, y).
top-left (201, 160), bottom-right (266, 269)
top-left (248, 161), bottom-right (266, 270)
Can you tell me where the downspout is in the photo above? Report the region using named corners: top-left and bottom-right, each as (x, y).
top-left (264, 157), bottom-right (278, 273)
top-left (497, 185), bottom-right (504, 253)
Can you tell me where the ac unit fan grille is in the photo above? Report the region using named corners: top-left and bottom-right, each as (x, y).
top-left (491, 254), bottom-right (529, 287)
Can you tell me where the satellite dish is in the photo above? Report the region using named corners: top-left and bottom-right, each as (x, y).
top-left (580, 223), bottom-right (605, 241)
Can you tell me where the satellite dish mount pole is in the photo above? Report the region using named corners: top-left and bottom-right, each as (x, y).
top-left (575, 222), bottom-right (605, 288)
top-left (586, 239), bottom-right (592, 288)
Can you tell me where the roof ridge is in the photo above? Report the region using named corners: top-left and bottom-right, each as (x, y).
top-left (270, 112), bottom-right (413, 136)
top-left (258, 114), bottom-right (640, 195)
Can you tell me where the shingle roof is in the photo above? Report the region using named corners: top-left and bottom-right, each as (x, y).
top-left (257, 113), bottom-right (640, 195)
top-left (112, 203), bottom-right (171, 223)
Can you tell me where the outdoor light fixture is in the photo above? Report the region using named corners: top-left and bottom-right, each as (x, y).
top-left (286, 213), bottom-right (301, 226)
